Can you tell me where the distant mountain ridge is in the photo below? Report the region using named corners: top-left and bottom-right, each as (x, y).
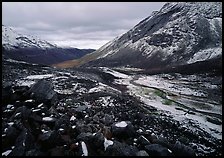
top-left (54, 2), bottom-right (222, 74)
top-left (2, 25), bottom-right (95, 65)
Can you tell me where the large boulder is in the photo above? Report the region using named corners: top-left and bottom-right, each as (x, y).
top-left (111, 121), bottom-right (135, 139)
top-left (27, 79), bottom-right (57, 106)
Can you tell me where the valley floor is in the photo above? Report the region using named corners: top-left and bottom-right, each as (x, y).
top-left (2, 59), bottom-right (222, 156)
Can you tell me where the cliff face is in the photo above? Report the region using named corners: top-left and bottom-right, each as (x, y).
top-left (83, 2), bottom-right (222, 71)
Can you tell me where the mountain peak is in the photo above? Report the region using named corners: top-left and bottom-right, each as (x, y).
top-left (2, 25), bottom-right (57, 50)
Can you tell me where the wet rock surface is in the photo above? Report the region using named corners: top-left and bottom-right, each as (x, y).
top-left (2, 59), bottom-right (222, 156)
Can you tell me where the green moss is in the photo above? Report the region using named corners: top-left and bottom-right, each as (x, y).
top-left (154, 90), bottom-right (164, 97)
top-left (163, 99), bottom-right (173, 105)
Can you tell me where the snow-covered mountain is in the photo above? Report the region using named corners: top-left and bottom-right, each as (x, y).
top-left (2, 25), bottom-right (57, 50)
top-left (69, 2), bottom-right (222, 73)
top-left (2, 25), bottom-right (95, 65)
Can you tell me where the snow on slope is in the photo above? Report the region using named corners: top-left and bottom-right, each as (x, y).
top-left (2, 25), bottom-right (57, 50)
top-left (94, 2), bottom-right (222, 66)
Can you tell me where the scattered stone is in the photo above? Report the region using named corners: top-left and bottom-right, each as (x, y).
top-left (144, 144), bottom-right (173, 156)
top-left (137, 135), bottom-right (151, 147)
top-left (13, 106), bottom-right (31, 120)
top-left (136, 150), bottom-right (149, 156)
top-left (105, 140), bottom-right (139, 156)
top-left (102, 114), bottom-right (114, 125)
top-left (206, 117), bottom-right (222, 125)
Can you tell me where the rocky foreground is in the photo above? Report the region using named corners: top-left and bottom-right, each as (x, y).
top-left (2, 59), bottom-right (222, 156)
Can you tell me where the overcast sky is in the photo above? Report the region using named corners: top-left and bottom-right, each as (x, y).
top-left (3, 2), bottom-right (165, 49)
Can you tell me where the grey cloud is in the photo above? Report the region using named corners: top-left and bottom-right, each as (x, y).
top-left (3, 2), bottom-right (165, 49)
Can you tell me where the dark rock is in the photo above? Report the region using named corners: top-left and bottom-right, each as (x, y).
top-left (134, 112), bottom-right (146, 120)
top-left (92, 132), bottom-right (105, 150)
top-left (55, 115), bottom-right (70, 130)
top-left (172, 140), bottom-right (196, 156)
top-left (111, 121), bottom-right (135, 139)
top-left (5, 126), bottom-right (20, 146)
top-left (154, 135), bottom-right (172, 149)
top-left (10, 86), bottom-right (30, 102)
top-left (12, 106), bottom-right (31, 120)
top-left (10, 129), bottom-right (35, 156)
top-left (29, 113), bottom-right (43, 122)
top-left (50, 146), bottom-right (64, 156)
top-left (49, 106), bottom-right (60, 118)
top-left (38, 131), bottom-right (64, 149)
top-left (206, 117), bottom-right (222, 125)
top-left (38, 131), bottom-right (53, 142)
top-left (136, 150), bottom-right (149, 156)
top-left (2, 82), bottom-right (13, 105)
top-left (102, 126), bottom-right (113, 139)
top-left (148, 133), bottom-right (158, 143)
top-left (75, 105), bottom-right (88, 119)
top-left (102, 114), bottom-right (114, 125)
top-left (75, 105), bottom-right (88, 113)
top-left (145, 144), bottom-right (173, 156)
top-left (26, 149), bottom-right (47, 156)
top-left (61, 135), bottom-right (72, 144)
top-left (137, 135), bottom-right (151, 147)
top-left (105, 140), bottom-right (139, 156)
top-left (27, 79), bottom-right (58, 106)
top-left (76, 123), bottom-right (92, 134)
top-left (10, 145), bottom-right (26, 156)
top-left (76, 132), bottom-right (93, 142)
top-left (93, 115), bottom-right (100, 123)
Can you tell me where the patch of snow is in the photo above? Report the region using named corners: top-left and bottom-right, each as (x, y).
top-left (6, 58), bottom-right (31, 64)
top-left (6, 104), bottom-right (14, 109)
top-left (54, 89), bottom-right (73, 95)
top-left (2, 150), bottom-right (12, 156)
top-left (187, 47), bottom-right (222, 64)
top-left (137, 129), bottom-right (143, 133)
top-left (104, 138), bottom-right (114, 150)
top-left (115, 121), bottom-right (127, 127)
top-left (42, 117), bottom-right (54, 121)
top-left (8, 122), bottom-right (14, 126)
top-left (25, 99), bottom-right (34, 102)
top-left (32, 109), bottom-right (41, 112)
top-left (70, 116), bottom-right (76, 121)
top-left (97, 96), bottom-right (114, 107)
top-left (41, 129), bottom-right (48, 133)
top-left (101, 67), bottom-right (130, 79)
top-left (26, 74), bottom-right (54, 79)
top-left (14, 112), bottom-right (21, 117)
top-left (15, 80), bottom-right (35, 87)
top-left (38, 103), bottom-right (43, 108)
top-left (135, 75), bottom-right (206, 97)
top-left (72, 125), bottom-right (76, 129)
top-left (88, 84), bottom-right (106, 93)
top-left (81, 141), bottom-right (88, 156)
